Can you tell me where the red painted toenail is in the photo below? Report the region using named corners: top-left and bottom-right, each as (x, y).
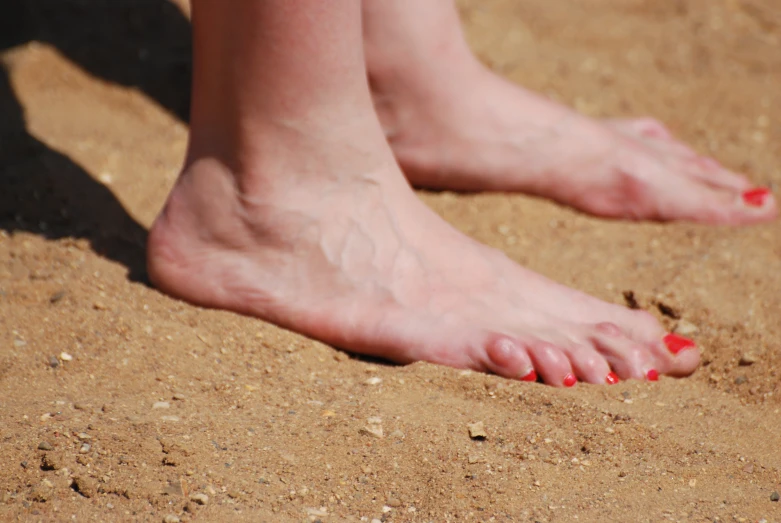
top-left (663, 333), bottom-right (696, 355)
top-left (646, 369), bottom-right (659, 381)
top-left (521, 370), bottom-right (537, 382)
top-left (742, 188), bottom-right (771, 207)
top-left (563, 374), bottom-right (577, 387)
top-left (605, 372), bottom-right (619, 385)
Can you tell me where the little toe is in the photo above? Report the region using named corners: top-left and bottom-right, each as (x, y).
top-left (483, 335), bottom-right (537, 381)
top-left (526, 342), bottom-right (577, 387)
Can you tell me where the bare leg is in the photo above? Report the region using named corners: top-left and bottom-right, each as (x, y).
top-left (148, 0), bottom-right (699, 387)
top-left (363, 0), bottom-right (777, 224)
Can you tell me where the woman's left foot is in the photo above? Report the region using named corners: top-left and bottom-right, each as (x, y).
top-left (364, 4), bottom-right (777, 224)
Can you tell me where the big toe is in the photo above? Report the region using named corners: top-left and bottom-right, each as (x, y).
top-left (647, 174), bottom-right (777, 224)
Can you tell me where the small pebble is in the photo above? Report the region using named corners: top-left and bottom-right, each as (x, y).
top-left (79, 444), bottom-right (91, 454)
top-left (76, 432), bottom-right (91, 441)
top-left (72, 476), bottom-right (97, 498)
top-left (358, 426), bottom-right (384, 439)
top-left (387, 497), bottom-right (402, 507)
top-left (674, 319), bottom-right (699, 336)
top-left (739, 353), bottom-right (758, 366)
top-left (365, 377), bottom-right (382, 386)
top-left (735, 376), bottom-right (748, 385)
top-left (163, 516), bottom-right (181, 523)
top-left (41, 453), bottom-right (63, 471)
top-left (389, 430), bottom-right (405, 439)
top-left (306, 508), bottom-right (328, 517)
top-left (771, 491), bottom-right (779, 502)
top-left (37, 442), bottom-right (53, 451)
top-left (190, 492), bottom-right (209, 505)
top-left (60, 352), bottom-right (73, 362)
top-left (172, 393), bottom-right (186, 401)
top-left (153, 401), bottom-right (171, 409)
top-left (467, 422), bottom-right (487, 440)
top-left (48, 357), bottom-right (59, 368)
top-left (49, 290), bottom-right (66, 304)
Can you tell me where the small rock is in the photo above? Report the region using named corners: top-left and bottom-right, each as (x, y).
top-left (365, 377), bottom-right (382, 386)
top-left (79, 444), bottom-right (91, 454)
top-left (709, 374), bottom-right (721, 383)
top-left (358, 426), bottom-right (384, 439)
top-left (73, 403), bottom-right (88, 411)
top-left (72, 476), bottom-right (97, 498)
top-left (604, 427), bottom-right (615, 434)
top-left (387, 497), bottom-right (402, 507)
top-left (76, 432), bottom-right (91, 441)
top-left (40, 453), bottom-right (64, 471)
top-left (467, 422), bottom-right (487, 440)
top-left (37, 442), bottom-right (53, 451)
top-left (172, 393), bottom-right (186, 401)
top-left (389, 430), bottom-right (405, 439)
top-left (673, 320), bottom-right (699, 336)
top-left (190, 492), bottom-right (209, 505)
top-left (153, 401), bottom-right (171, 409)
top-left (306, 507), bottom-right (328, 517)
top-left (59, 352), bottom-right (73, 362)
top-left (371, 519), bottom-right (382, 523)
top-left (742, 464), bottom-right (754, 474)
top-left (771, 491), bottom-right (780, 502)
top-left (163, 515), bottom-right (181, 523)
top-left (739, 353), bottom-right (758, 366)
top-left (49, 290), bottom-right (66, 304)
top-left (735, 376), bottom-right (748, 385)
top-left (48, 357), bottom-right (59, 368)
top-left (367, 416), bottom-right (382, 425)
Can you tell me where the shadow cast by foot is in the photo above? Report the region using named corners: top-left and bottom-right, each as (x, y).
top-left (0, 0), bottom-right (194, 283)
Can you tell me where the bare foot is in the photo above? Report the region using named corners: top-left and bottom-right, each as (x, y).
top-left (362, 3), bottom-right (777, 224)
top-left (148, 131), bottom-right (700, 387)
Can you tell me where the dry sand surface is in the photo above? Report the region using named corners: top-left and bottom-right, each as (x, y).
top-left (2, 0), bottom-right (781, 521)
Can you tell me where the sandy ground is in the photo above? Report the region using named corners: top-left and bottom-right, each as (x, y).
top-left (2, 0), bottom-right (781, 521)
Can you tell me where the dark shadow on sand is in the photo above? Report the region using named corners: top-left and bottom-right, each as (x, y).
top-left (0, 0), bottom-right (193, 283)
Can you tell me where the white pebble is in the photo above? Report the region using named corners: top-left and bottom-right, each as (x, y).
top-left (152, 401), bottom-right (170, 409)
top-left (60, 352), bottom-right (73, 361)
top-left (190, 492), bottom-right (209, 505)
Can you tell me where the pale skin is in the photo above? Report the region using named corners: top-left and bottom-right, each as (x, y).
top-left (147, 0), bottom-right (776, 387)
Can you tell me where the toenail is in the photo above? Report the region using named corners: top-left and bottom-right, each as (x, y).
top-left (563, 374), bottom-right (577, 387)
top-left (646, 369), bottom-right (659, 381)
top-left (521, 370), bottom-right (537, 382)
top-left (742, 188), bottom-right (771, 207)
top-left (663, 333), bottom-right (696, 355)
top-left (605, 372), bottom-right (619, 385)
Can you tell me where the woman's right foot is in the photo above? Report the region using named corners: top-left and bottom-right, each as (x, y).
top-left (147, 124), bottom-right (699, 387)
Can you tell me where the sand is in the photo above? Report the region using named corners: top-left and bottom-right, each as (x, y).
top-left (2, 0), bottom-right (781, 521)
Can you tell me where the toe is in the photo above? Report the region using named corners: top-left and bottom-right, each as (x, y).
top-left (562, 344), bottom-right (615, 385)
top-left (590, 329), bottom-right (658, 381)
top-left (650, 174), bottom-right (777, 224)
top-left (482, 335), bottom-right (537, 381)
top-left (682, 156), bottom-right (754, 192)
top-left (651, 333), bottom-right (700, 377)
top-left (526, 342), bottom-right (577, 387)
